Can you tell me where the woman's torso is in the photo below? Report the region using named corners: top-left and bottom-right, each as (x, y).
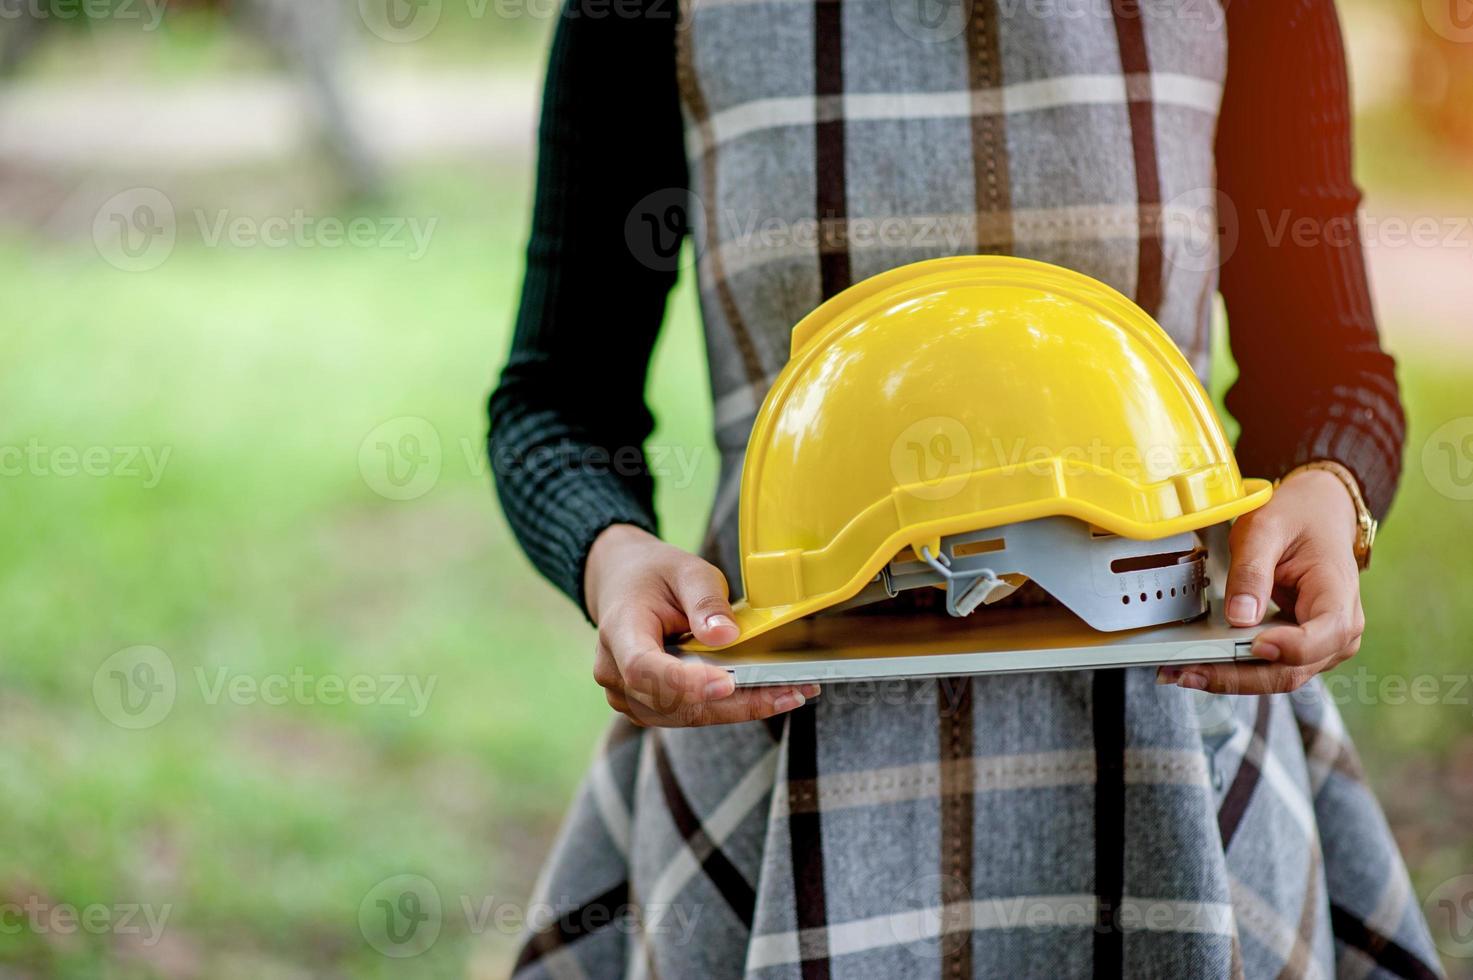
top-left (676, 0), bottom-right (1229, 585)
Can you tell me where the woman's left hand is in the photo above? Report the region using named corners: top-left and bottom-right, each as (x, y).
top-left (1158, 467), bottom-right (1364, 694)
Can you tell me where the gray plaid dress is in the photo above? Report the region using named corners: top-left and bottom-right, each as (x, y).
top-left (509, 0), bottom-right (1442, 976)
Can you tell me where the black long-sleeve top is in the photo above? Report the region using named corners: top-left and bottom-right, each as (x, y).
top-left (488, 0), bottom-right (1404, 614)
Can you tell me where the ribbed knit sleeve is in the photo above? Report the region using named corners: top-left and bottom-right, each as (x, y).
top-left (1216, 0), bottom-right (1405, 520)
top-left (488, 0), bottom-right (688, 613)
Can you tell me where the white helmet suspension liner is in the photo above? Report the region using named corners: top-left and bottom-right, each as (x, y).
top-left (836, 516), bottom-right (1210, 632)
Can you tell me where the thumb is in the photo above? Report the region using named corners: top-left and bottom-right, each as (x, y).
top-left (672, 560), bottom-right (740, 647)
top-left (1225, 511), bottom-right (1285, 627)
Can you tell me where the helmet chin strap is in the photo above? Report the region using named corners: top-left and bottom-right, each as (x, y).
top-left (835, 516), bottom-right (1211, 632)
top-left (916, 546), bottom-right (1016, 617)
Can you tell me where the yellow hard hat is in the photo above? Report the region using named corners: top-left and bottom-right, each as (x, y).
top-left (694, 256), bottom-right (1272, 650)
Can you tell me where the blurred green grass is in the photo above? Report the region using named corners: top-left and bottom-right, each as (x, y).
top-left (1, 155), bottom-right (1470, 976)
top-left (0, 163), bottom-right (716, 977)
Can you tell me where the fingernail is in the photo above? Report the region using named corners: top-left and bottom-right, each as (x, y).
top-left (1178, 672), bottom-right (1208, 691)
top-left (1156, 667), bottom-right (1182, 685)
top-left (1226, 594), bottom-right (1259, 625)
top-left (1252, 641), bottom-right (1280, 662)
top-left (799, 684), bottom-right (822, 699)
top-left (703, 676), bottom-right (735, 700)
top-left (772, 690), bottom-right (806, 712)
top-left (704, 614), bottom-right (737, 633)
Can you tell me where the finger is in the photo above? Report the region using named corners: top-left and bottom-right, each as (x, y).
top-left (670, 560), bottom-right (740, 647)
top-left (604, 611), bottom-right (735, 711)
top-left (1225, 511), bottom-right (1287, 627)
top-left (604, 687), bottom-right (647, 726)
top-left (1252, 563), bottom-right (1360, 666)
top-left (613, 683), bottom-right (821, 727)
top-left (1157, 661), bottom-right (1316, 695)
top-left (592, 642), bottom-right (621, 691)
top-left (664, 684), bottom-right (823, 728)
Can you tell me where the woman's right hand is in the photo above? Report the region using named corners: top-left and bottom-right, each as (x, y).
top-left (584, 524), bottom-right (819, 727)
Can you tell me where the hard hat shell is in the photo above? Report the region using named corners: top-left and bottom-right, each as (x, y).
top-left (697, 256), bottom-right (1271, 650)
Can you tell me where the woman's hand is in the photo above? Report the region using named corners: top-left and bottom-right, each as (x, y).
top-left (584, 524), bottom-right (819, 727)
top-left (1158, 468), bottom-right (1364, 694)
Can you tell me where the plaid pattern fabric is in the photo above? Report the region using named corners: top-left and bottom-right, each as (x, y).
top-left (514, 677), bottom-right (1440, 978)
top-left (512, 0), bottom-right (1439, 976)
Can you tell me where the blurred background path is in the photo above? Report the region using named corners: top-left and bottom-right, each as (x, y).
top-left (0, 27), bottom-right (1465, 352)
top-left (0, 70), bottom-right (536, 168)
